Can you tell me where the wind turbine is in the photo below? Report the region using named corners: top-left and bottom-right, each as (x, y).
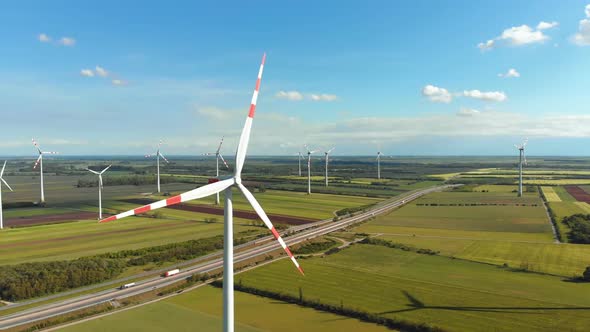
top-left (87, 165), bottom-right (112, 220)
top-left (32, 139), bottom-right (58, 204)
top-left (324, 147), bottom-right (335, 187)
top-left (145, 141), bottom-right (169, 193)
top-left (203, 137), bottom-right (230, 205)
top-left (377, 150), bottom-right (382, 179)
top-left (297, 151), bottom-right (303, 177)
top-left (515, 139), bottom-right (528, 197)
top-left (0, 161), bottom-right (14, 230)
top-left (304, 144), bottom-right (318, 194)
top-left (99, 54), bottom-right (303, 332)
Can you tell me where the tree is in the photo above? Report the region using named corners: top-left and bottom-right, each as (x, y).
top-left (584, 266), bottom-right (590, 281)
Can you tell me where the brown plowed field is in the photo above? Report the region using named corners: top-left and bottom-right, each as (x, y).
top-left (122, 199), bottom-right (317, 225)
top-left (565, 186), bottom-right (590, 203)
top-left (5, 212), bottom-right (98, 228)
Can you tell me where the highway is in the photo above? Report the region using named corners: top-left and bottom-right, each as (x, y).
top-left (0, 184), bottom-right (456, 330)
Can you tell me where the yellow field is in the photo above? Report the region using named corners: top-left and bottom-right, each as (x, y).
top-left (541, 186), bottom-right (561, 202)
top-left (574, 202), bottom-right (590, 213)
top-left (525, 179), bottom-right (590, 185)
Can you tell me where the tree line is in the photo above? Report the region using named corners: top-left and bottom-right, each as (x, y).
top-left (562, 214), bottom-right (590, 244)
top-left (0, 234), bottom-right (250, 301)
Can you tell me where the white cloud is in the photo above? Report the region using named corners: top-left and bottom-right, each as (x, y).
top-left (457, 108), bottom-right (480, 117)
top-left (111, 79), bottom-right (127, 86)
top-left (477, 39), bottom-right (495, 51)
top-left (310, 93), bottom-right (338, 102)
top-left (275, 90), bottom-right (304, 101)
top-left (463, 90), bottom-right (507, 102)
top-left (500, 25), bottom-right (548, 45)
top-left (498, 68), bottom-right (520, 78)
top-left (38, 33), bottom-right (51, 43)
top-left (95, 66), bottom-right (109, 77)
top-left (80, 69), bottom-right (94, 77)
top-left (478, 22), bottom-right (556, 50)
top-left (572, 5), bottom-right (590, 46)
top-left (58, 37), bottom-right (76, 46)
top-left (537, 21), bottom-right (559, 30)
top-left (422, 84), bottom-right (452, 103)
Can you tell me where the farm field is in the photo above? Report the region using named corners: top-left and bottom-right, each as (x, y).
top-left (356, 190), bottom-right (552, 241)
top-left (235, 244), bottom-right (590, 332)
top-left (153, 189), bottom-right (384, 221)
top-left (540, 186), bottom-right (561, 202)
top-left (60, 285), bottom-right (392, 332)
top-left (374, 235), bottom-right (590, 277)
top-left (0, 216), bottom-right (260, 265)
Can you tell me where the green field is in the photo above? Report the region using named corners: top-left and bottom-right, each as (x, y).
top-left (374, 235), bottom-right (590, 277)
top-left (161, 189), bottom-right (383, 221)
top-left (60, 285), bottom-right (391, 332)
top-left (0, 216), bottom-right (259, 265)
top-left (356, 191), bottom-right (552, 241)
top-left (540, 187), bottom-right (561, 202)
top-left (235, 244), bottom-right (590, 332)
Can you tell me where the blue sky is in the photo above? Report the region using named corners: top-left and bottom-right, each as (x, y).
top-left (0, 0), bottom-right (589, 156)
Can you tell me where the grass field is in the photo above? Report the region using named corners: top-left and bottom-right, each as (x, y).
top-left (156, 189), bottom-right (383, 221)
top-left (374, 234), bottom-right (590, 277)
top-left (0, 216), bottom-right (259, 265)
top-left (60, 285), bottom-right (392, 332)
top-left (235, 244), bottom-right (590, 332)
top-left (541, 187), bottom-right (561, 202)
top-left (356, 191), bottom-right (551, 239)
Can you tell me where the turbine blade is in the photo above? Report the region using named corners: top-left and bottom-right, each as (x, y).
top-left (235, 53), bottom-right (266, 177)
top-left (218, 154), bottom-right (230, 169)
top-left (1, 178), bottom-right (13, 192)
top-left (86, 168), bottom-right (100, 175)
top-left (100, 164), bottom-right (112, 174)
top-left (216, 137), bottom-right (224, 154)
top-left (0, 161), bottom-right (5, 177)
top-left (99, 178), bottom-right (234, 223)
top-left (99, 175), bottom-right (103, 189)
top-left (237, 183), bottom-right (304, 275)
top-left (327, 147), bottom-right (335, 154)
top-left (33, 155), bottom-right (42, 170)
top-left (32, 138), bottom-right (42, 153)
top-left (159, 152), bottom-right (169, 164)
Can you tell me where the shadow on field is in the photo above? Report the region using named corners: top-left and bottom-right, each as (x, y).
top-left (376, 291), bottom-right (590, 315)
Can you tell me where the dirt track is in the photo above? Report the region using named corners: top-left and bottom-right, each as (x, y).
top-left (122, 198), bottom-right (318, 225)
top-left (5, 212), bottom-right (99, 228)
top-left (565, 186), bottom-right (590, 203)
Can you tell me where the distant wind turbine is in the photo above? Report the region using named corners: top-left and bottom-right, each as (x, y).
top-left (87, 165), bottom-right (112, 220)
top-left (297, 151), bottom-right (303, 177)
top-left (145, 140), bottom-right (169, 193)
top-left (324, 147), bottom-right (335, 187)
top-left (0, 161), bottom-right (14, 229)
top-left (32, 139), bottom-right (58, 204)
top-left (203, 137), bottom-right (230, 205)
top-left (304, 145), bottom-right (317, 194)
top-left (99, 53), bottom-right (303, 332)
top-left (515, 139), bottom-right (528, 197)
top-left (377, 150), bottom-right (382, 180)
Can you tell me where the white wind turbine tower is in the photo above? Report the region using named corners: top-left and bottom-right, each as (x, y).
top-left (377, 150), bottom-right (383, 179)
top-left (99, 54), bottom-right (303, 332)
top-left (304, 144), bottom-right (318, 194)
top-left (515, 139), bottom-right (528, 197)
top-left (0, 161), bottom-right (14, 230)
top-left (145, 140), bottom-right (169, 193)
top-left (87, 165), bottom-right (112, 220)
top-left (32, 139), bottom-right (58, 204)
top-left (297, 151), bottom-right (303, 177)
top-left (203, 137), bottom-right (230, 205)
top-left (324, 147), bottom-right (335, 187)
